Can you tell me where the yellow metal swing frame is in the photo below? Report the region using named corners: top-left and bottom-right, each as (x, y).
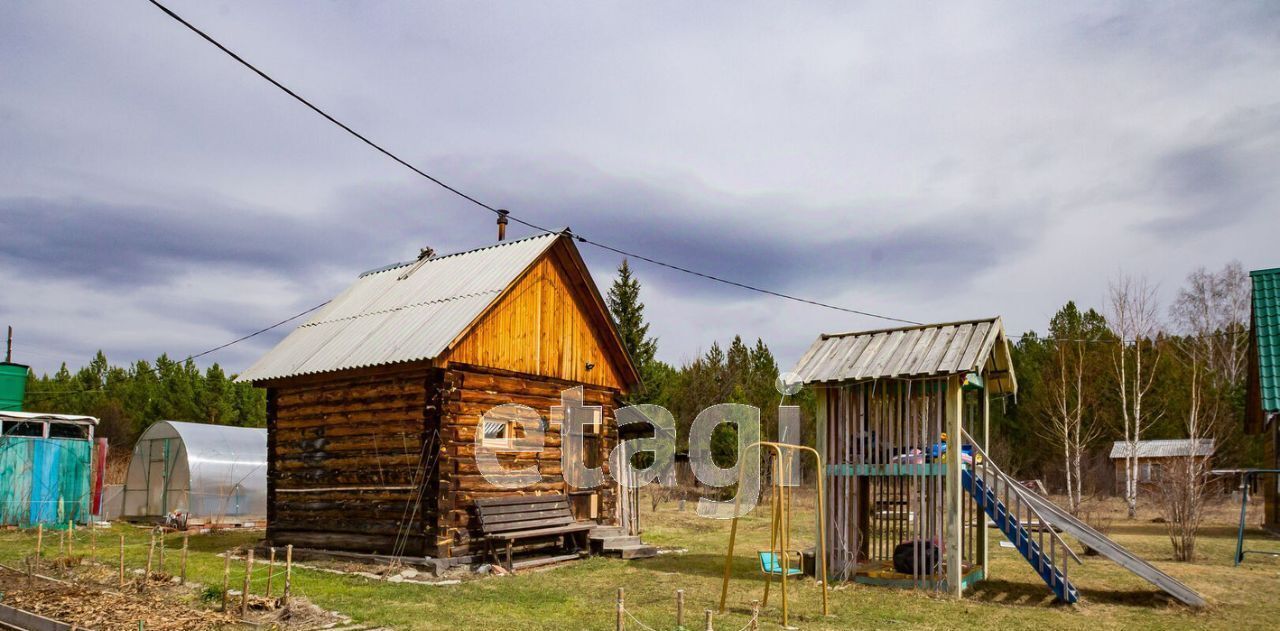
top-left (718, 442), bottom-right (828, 627)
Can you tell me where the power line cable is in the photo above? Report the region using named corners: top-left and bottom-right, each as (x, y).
top-left (143, 1), bottom-right (1250, 344)
top-left (144, 0), bottom-right (921, 327)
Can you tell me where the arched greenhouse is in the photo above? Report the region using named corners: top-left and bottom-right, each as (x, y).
top-left (121, 421), bottom-right (267, 525)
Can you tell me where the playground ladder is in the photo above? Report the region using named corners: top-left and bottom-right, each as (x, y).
top-left (960, 429), bottom-right (1207, 608)
top-left (959, 432), bottom-right (1080, 603)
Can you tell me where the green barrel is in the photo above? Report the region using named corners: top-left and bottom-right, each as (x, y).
top-left (0, 362), bottom-right (29, 411)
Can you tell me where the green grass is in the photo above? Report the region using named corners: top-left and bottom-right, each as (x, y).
top-left (0, 495), bottom-right (1277, 630)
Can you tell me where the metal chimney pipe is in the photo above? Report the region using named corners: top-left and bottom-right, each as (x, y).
top-left (496, 209), bottom-right (509, 241)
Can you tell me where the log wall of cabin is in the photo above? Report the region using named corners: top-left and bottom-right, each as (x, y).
top-left (266, 365), bottom-right (439, 554)
top-left (434, 363), bottom-right (621, 557)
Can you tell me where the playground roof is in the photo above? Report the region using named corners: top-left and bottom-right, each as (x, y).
top-left (789, 317), bottom-right (1016, 394)
top-left (1109, 439), bottom-right (1215, 459)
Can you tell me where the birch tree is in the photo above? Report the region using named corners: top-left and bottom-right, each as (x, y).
top-left (1159, 262), bottom-right (1249, 559)
top-left (1108, 274), bottom-right (1163, 519)
top-left (1035, 302), bottom-right (1107, 515)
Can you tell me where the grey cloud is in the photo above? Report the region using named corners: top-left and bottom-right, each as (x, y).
top-left (1144, 105), bottom-right (1280, 236)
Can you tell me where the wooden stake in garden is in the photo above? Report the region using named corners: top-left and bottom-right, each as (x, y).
top-left (749, 600), bottom-right (760, 631)
top-left (90, 521), bottom-right (96, 565)
top-left (180, 532), bottom-right (189, 585)
top-left (221, 552), bottom-right (231, 612)
top-left (67, 520), bottom-right (73, 562)
top-left (118, 534), bottom-right (125, 588)
top-left (676, 589), bottom-right (684, 629)
top-left (282, 545), bottom-right (292, 606)
top-left (265, 547), bottom-right (276, 597)
top-left (615, 588), bottom-right (624, 631)
top-left (143, 530), bottom-right (156, 592)
top-left (35, 524), bottom-right (43, 574)
top-left (158, 528), bottom-right (165, 574)
top-left (703, 609), bottom-right (713, 631)
top-left (241, 549), bottom-right (254, 618)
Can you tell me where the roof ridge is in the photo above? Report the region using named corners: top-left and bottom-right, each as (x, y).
top-left (820, 316), bottom-right (1002, 340)
top-left (300, 289), bottom-right (503, 327)
top-left (357, 231), bottom-right (562, 278)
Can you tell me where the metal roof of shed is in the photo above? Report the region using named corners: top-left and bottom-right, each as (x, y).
top-left (1109, 439), bottom-right (1215, 459)
top-left (790, 317), bottom-right (1016, 394)
top-left (236, 233), bottom-right (559, 383)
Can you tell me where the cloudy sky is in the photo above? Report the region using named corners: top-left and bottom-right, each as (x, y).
top-left (2, 1), bottom-right (1278, 377)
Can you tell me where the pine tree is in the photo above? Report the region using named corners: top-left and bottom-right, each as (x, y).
top-left (606, 259), bottom-right (665, 403)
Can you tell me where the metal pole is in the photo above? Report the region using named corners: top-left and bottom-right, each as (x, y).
top-left (1234, 473), bottom-right (1250, 566)
top-left (6, 326), bottom-right (12, 363)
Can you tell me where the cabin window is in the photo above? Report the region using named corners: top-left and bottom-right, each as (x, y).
top-left (483, 419), bottom-right (511, 446)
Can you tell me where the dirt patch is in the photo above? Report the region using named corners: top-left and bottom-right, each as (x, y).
top-left (0, 568), bottom-right (236, 630)
top-left (0, 564), bottom-right (345, 630)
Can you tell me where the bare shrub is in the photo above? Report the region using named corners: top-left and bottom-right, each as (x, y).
top-left (1156, 455), bottom-right (1211, 561)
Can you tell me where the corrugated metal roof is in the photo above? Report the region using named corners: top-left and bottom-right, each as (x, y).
top-left (236, 233), bottom-right (559, 382)
top-left (790, 317), bottom-right (1016, 393)
top-left (1252, 267), bottom-right (1280, 413)
top-left (0, 411), bottom-right (98, 425)
top-left (1109, 439), bottom-right (1215, 459)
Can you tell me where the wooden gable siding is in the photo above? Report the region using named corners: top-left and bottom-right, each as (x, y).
top-left (435, 363), bottom-right (620, 557)
top-left (267, 365), bottom-right (439, 554)
top-left (444, 250), bottom-right (626, 391)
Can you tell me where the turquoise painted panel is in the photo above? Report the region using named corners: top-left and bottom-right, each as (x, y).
top-left (826, 463), bottom-right (947, 477)
top-left (0, 437), bottom-right (92, 527)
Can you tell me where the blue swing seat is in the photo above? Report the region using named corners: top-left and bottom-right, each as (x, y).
top-left (758, 551), bottom-right (804, 576)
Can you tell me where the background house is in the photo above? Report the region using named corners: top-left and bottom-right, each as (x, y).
top-left (238, 232), bottom-right (640, 559)
top-left (1109, 439), bottom-right (1216, 495)
top-left (1246, 267), bottom-right (1280, 532)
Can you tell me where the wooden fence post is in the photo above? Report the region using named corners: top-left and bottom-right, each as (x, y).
top-left (704, 609), bottom-right (713, 631)
top-left (616, 587), bottom-right (624, 631)
top-left (265, 547), bottom-right (276, 597)
top-left (241, 549), bottom-right (254, 618)
top-left (180, 532), bottom-right (189, 585)
top-left (118, 534), bottom-right (125, 588)
top-left (676, 589), bottom-right (684, 629)
top-left (282, 545), bottom-right (292, 606)
top-left (221, 552), bottom-right (231, 612)
top-left (35, 524), bottom-right (43, 574)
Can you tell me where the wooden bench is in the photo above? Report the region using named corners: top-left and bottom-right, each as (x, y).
top-left (475, 494), bottom-right (594, 571)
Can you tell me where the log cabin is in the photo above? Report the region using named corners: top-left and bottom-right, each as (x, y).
top-left (236, 231), bottom-right (640, 559)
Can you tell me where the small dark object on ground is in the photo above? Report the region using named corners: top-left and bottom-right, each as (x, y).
top-left (893, 540), bottom-right (939, 575)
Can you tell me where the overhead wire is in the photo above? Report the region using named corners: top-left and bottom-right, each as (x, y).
top-left (144, 0), bottom-right (921, 328)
